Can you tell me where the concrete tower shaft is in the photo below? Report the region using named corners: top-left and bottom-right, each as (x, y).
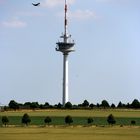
top-left (63, 54), bottom-right (69, 105)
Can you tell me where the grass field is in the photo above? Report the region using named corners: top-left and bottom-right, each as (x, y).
top-left (0, 126), bottom-right (140, 140)
top-left (0, 110), bottom-right (140, 140)
top-left (0, 116), bottom-right (140, 126)
top-left (1, 109), bottom-right (140, 117)
top-left (0, 109), bottom-right (140, 126)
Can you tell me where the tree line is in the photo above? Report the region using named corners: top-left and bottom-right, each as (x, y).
top-left (1, 99), bottom-right (140, 111)
top-left (1, 113), bottom-right (137, 127)
top-left (1, 114), bottom-right (79, 126)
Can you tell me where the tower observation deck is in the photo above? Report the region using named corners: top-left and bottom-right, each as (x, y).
top-left (56, 0), bottom-right (75, 106)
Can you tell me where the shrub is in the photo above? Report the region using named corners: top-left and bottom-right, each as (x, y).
top-left (22, 113), bottom-right (31, 126)
top-left (87, 117), bottom-right (93, 124)
top-left (44, 116), bottom-right (52, 125)
top-left (131, 120), bottom-right (136, 125)
top-left (2, 116), bottom-right (9, 126)
top-left (65, 115), bottom-right (73, 125)
top-left (107, 114), bottom-right (116, 125)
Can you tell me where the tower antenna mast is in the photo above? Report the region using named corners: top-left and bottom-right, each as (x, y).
top-left (64, 0), bottom-right (67, 41)
top-left (56, 0), bottom-right (75, 106)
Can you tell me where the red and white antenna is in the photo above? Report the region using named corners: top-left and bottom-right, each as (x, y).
top-left (64, 0), bottom-right (68, 42)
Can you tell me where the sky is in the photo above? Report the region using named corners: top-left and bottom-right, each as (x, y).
top-left (0, 0), bottom-right (140, 105)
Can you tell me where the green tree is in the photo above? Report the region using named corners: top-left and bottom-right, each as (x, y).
top-left (44, 116), bottom-right (52, 125)
top-left (87, 117), bottom-right (93, 125)
top-left (82, 100), bottom-right (89, 107)
top-left (2, 116), bottom-right (9, 126)
top-left (44, 102), bottom-right (50, 108)
top-left (57, 103), bottom-right (62, 109)
top-left (89, 103), bottom-right (95, 108)
top-left (126, 103), bottom-right (131, 108)
top-left (131, 120), bottom-right (136, 125)
top-left (8, 100), bottom-right (19, 110)
top-left (131, 99), bottom-right (140, 109)
top-left (65, 115), bottom-right (73, 125)
top-left (22, 113), bottom-right (31, 126)
top-left (101, 100), bottom-right (110, 108)
top-left (30, 102), bottom-right (39, 110)
top-left (111, 103), bottom-right (116, 108)
top-left (65, 102), bottom-right (72, 109)
top-left (117, 101), bottom-right (123, 108)
top-left (107, 114), bottom-right (116, 125)
top-left (24, 102), bottom-right (32, 109)
top-left (96, 103), bottom-right (100, 108)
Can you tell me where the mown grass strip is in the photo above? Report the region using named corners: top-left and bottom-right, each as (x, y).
top-left (0, 116), bottom-right (140, 126)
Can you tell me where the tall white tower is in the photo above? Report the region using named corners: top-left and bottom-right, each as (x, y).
top-left (56, 0), bottom-right (75, 106)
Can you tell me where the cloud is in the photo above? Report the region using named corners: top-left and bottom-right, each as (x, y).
top-left (2, 18), bottom-right (27, 28)
top-left (41, 0), bottom-right (75, 8)
top-left (69, 10), bottom-right (98, 20)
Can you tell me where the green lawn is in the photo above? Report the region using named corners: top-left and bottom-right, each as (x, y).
top-left (0, 109), bottom-right (140, 126)
top-left (0, 126), bottom-right (140, 140)
top-left (0, 116), bottom-right (140, 126)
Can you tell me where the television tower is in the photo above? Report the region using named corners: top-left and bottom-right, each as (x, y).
top-left (56, 0), bottom-right (75, 106)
